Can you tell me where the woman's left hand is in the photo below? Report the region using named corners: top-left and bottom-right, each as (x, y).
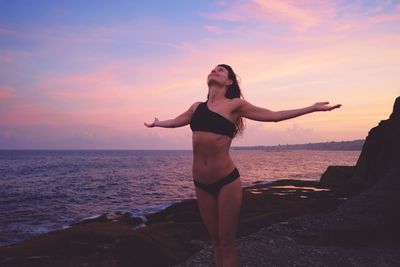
top-left (313, 102), bottom-right (342, 112)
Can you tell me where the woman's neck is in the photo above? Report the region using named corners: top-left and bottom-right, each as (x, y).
top-left (208, 85), bottom-right (226, 103)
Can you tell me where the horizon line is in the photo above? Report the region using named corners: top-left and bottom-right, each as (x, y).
top-left (0, 139), bottom-right (365, 151)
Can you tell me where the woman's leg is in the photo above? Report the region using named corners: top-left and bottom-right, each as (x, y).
top-left (218, 178), bottom-right (242, 267)
top-left (195, 187), bottom-right (222, 267)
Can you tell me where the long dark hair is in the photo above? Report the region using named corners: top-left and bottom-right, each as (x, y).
top-left (210, 64), bottom-right (245, 137)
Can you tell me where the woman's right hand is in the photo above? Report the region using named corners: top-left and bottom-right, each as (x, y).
top-left (144, 117), bottom-right (159, 128)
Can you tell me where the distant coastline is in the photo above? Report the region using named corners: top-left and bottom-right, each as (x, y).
top-left (0, 139), bottom-right (365, 151)
top-left (232, 139), bottom-right (365, 151)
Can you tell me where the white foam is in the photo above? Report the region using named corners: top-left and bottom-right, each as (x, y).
top-left (80, 214), bottom-right (105, 221)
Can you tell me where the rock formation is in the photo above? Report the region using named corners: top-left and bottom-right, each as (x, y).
top-left (321, 96), bottom-right (400, 190)
top-left (351, 96), bottom-right (400, 187)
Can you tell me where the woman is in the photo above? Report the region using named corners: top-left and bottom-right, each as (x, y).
top-left (144, 64), bottom-right (341, 267)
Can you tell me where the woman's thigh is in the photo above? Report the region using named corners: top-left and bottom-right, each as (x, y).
top-left (217, 178), bottom-right (242, 241)
top-left (195, 187), bottom-right (219, 239)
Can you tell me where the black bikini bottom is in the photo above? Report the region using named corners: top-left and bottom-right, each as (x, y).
top-left (194, 168), bottom-right (240, 198)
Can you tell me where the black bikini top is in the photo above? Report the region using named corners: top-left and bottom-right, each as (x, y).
top-left (190, 101), bottom-right (236, 138)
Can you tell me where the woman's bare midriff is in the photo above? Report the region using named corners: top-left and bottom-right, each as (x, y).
top-left (192, 131), bottom-right (236, 184)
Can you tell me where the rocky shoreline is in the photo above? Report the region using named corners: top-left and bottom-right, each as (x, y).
top-left (0, 178), bottom-right (360, 267)
top-left (1, 97), bottom-right (399, 267)
top-left (179, 170), bottom-right (400, 267)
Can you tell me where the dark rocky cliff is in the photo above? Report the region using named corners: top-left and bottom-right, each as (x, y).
top-left (321, 96), bottom-right (400, 190)
top-left (351, 96), bottom-right (400, 187)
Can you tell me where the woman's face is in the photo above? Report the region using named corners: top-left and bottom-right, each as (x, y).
top-left (207, 66), bottom-right (232, 87)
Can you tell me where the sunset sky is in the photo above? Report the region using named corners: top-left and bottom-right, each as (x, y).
top-left (1, 0), bottom-right (399, 149)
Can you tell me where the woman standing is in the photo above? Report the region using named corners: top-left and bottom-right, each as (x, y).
top-left (144, 64), bottom-right (341, 267)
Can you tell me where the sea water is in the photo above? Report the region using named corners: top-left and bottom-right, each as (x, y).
top-left (0, 149), bottom-right (359, 246)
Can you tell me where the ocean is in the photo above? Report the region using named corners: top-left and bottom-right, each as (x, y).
top-left (0, 149), bottom-right (360, 246)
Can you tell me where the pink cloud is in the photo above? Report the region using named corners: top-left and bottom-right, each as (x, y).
top-left (204, 0), bottom-right (336, 32)
top-left (0, 50), bottom-right (33, 64)
top-left (0, 101), bottom-right (71, 126)
top-left (368, 11), bottom-right (400, 24)
top-left (0, 59), bottom-right (206, 136)
top-left (233, 122), bottom-right (316, 146)
top-left (0, 85), bottom-right (15, 99)
top-left (203, 0), bottom-right (400, 33)
top-left (253, 0), bottom-right (335, 31)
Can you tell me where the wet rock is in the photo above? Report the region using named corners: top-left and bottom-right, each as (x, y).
top-left (146, 199), bottom-right (201, 224)
top-left (320, 165), bottom-right (356, 188)
top-left (113, 212), bottom-right (144, 227)
top-left (73, 214), bottom-right (109, 225)
top-left (0, 179), bottom-right (352, 267)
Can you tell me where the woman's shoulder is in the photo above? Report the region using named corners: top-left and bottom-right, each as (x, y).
top-left (190, 101), bottom-right (203, 112)
top-left (229, 98), bottom-right (247, 110)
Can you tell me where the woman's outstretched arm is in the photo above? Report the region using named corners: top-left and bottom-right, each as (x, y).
top-left (238, 99), bottom-right (341, 122)
top-left (144, 102), bottom-right (200, 128)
